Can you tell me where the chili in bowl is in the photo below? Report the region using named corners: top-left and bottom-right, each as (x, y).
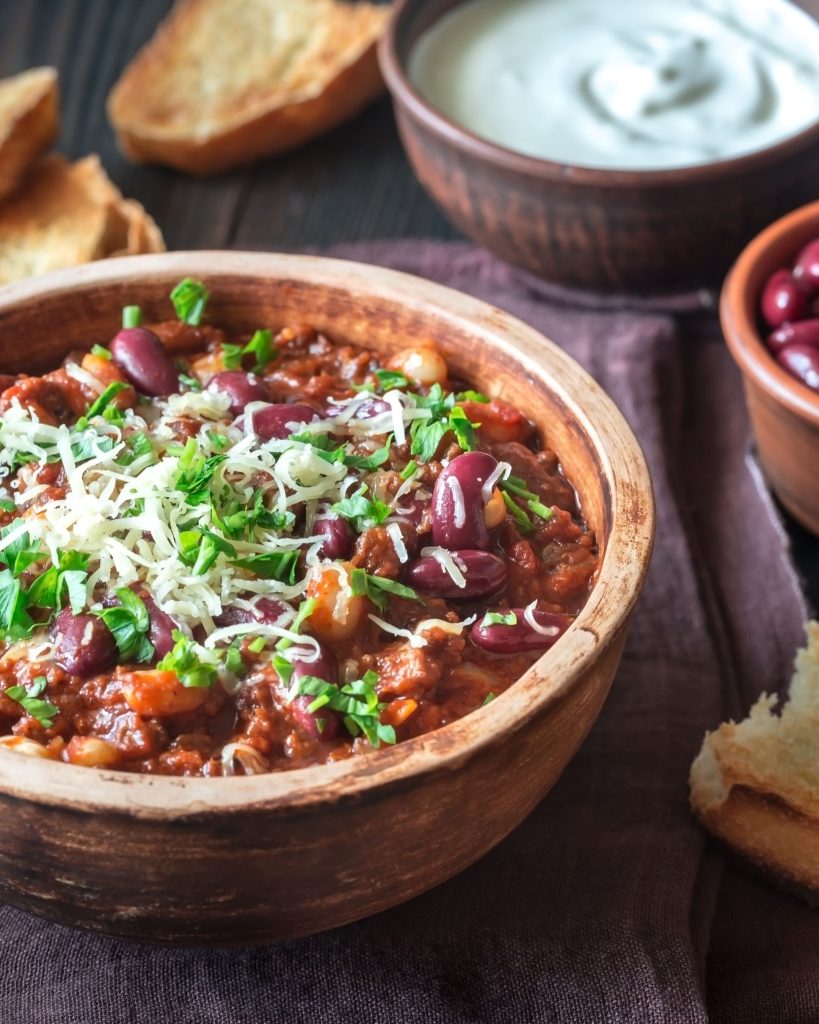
top-left (0, 277), bottom-right (597, 776)
top-left (0, 253), bottom-right (652, 943)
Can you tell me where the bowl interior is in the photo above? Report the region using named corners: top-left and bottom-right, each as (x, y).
top-left (722, 199), bottom-right (819, 426)
top-left (0, 252), bottom-right (654, 816)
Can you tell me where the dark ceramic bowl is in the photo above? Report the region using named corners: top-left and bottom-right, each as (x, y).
top-left (379, 0), bottom-right (819, 292)
top-left (721, 200), bottom-right (819, 535)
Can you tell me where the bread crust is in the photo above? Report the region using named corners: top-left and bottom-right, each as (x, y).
top-left (690, 622), bottom-right (819, 898)
top-left (0, 67), bottom-right (59, 202)
top-left (0, 154), bottom-right (164, 285)
top-left (107, 0), bottom-right (389, 175)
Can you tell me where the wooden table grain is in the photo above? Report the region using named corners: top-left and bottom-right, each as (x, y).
top-left (0, 0), bottom-right (817, 608)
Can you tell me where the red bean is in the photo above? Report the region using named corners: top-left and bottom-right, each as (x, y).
top-left (51, 610), bottom-right (117, 676)
top-left (250, 402), bottom-right (317, 441)
top-left (110, 327), bottom-right (180, 397)
top-left (207, 371), bottom-right (270, 415)
top-left (119, 586), bottom-right (177, 659)
top-left (214, 598), bottom-right (287, 627)
top-left (761, 269), bottom-right (809, 329)
top-left (313, 516), bottom-right (354, 559)
top-left (793, 239), bottom-right (819, 291)
top-left (431, 451), bottom-right (498, 550)
top-left (768, 319), bottom-right (819, 355)
top-left (406, 550), bottom-right (507, 600)
top-left (288, 644), bottom-right (340, 741)
top-left (777, 344), bottom-right (819, 391)
top-left (353, 398), bottom-right (391, 420)
top-left (470, 607), bottom-right (569, 654)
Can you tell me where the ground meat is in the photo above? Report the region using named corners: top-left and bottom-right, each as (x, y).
top-left (352, 527), bottom-right (402, 579)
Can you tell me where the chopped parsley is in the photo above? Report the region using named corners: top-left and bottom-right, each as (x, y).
top-left (84, 381), bottom-right (130, 421)
top-left (157, 630), bottom-right (217, 688)
top-left (374, 369), bottom-right (410, 392)
top-left (174, 437), bottom-right (226, 504)
top-left (276, 598), bottom-right (316, 652)
top-left (92, 588), bottom-right (154, 663)
top-left (222, 328), bottom-right (276, 375)
top-left (90, 344), bottom-right (111, 360)
top-left (5, 677), bottom-right (58, 728)
top-left (343, 435), bottom-right (393, 471)
top-left (230, 549), bottom-right (299, 583)
top-left (408, 384), bottom-right (480, 461)
top-left (331, 486), bottom-right (391, 531)
top-left (178, 372), bottom-right (203, 392)
top-left (170, 278), bottom-right (209, 326)
top-left (400, 460), bottom-right (418, 480)
top-left (481, 611), bottom-right (518, 627)
top-left (293, 670), bottom-right (396, 748)
top-left (350, 568), bottom-right (422, 613)
top-left (499, 476), bottom-right (554, 526)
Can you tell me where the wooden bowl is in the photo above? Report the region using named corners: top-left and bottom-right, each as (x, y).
top-left (721, 201), bottom-right (819, 535)
top-left (379, 0), bottom-right (819, 292)
top-left (0, 252), bottom-right (654, 944)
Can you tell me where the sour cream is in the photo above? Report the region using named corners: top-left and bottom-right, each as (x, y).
top-left (409, 0), bottom-right (819, 170)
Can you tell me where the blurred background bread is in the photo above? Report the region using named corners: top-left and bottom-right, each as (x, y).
top-left (0, 67), bottom-right (58, 202)
top-left (690, 623), bottom-right (819, 895)
top-left (0, 154), bottom-right (164, 285)
top-left (106, 0), bottom-right (390, 175)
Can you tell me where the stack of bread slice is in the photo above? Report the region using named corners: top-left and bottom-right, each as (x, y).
top-left (107, 0), bottom-right (390, 174)
top-left (690, 622), bottom-right (819, 895)
top-left (0, 67), bottom-right (163, 286)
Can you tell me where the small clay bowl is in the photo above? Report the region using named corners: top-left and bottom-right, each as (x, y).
top-left (0, 252), bottom-right (654, 944)
top-left (721, 200), bottom-right (819, 535)
top-left (379, 0), bottom-right (819, 291)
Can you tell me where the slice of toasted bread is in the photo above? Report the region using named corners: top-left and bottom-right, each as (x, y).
top-left (0, 67), bottom-right (59, 202)
top-left (0, 154), bottom-right (165, 285)
top-left (107, 0), bottom-right (390, 175)
top-left (690, 622), bottom-right (819, 894)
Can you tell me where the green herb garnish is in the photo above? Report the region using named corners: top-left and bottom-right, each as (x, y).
top-left (222, 329), bottom-right (276, 375)
top-left (230, 549), bottom-right (299, 583)
top-left (350, 568), bottom-right (422, 613)
top-left (481, 611), bottom-right (518, 627)
top-left (293, 670), bottom-right (396, 748)
top-left (331, 486), bottom-right (391, 531)
top-left (170, 278), bottom-right (209, 326)
top-left (5, 677), bottom-right (58, 728)
top-left (90, 344), bottom-right (111, 361)
top-left (157, 630), bottom-right (217, 688)
top-left (122, 305), bottom-right (142, 329)
top-left (374, 369), bottom-right (410, 392)
top-left (92, 588), bottom-right (154, 663)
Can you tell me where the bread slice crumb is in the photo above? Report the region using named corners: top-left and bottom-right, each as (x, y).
top-left (0, 67), bottom-right (59, 202)
top-left (0, 154), bottom-right (164, 285)
top-left (107, 0), bottom-right (390, 174)
top-left (690, 622), bottom-right (819, 893)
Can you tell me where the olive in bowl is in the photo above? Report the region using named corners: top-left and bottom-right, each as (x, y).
top-left (0, 252), bottom-right (653, 943)
top-left (722, 200), bottom-right (819, 535)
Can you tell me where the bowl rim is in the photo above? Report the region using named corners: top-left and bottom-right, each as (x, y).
top-left (721, 198), bottom-right (819, 428)
top-left (379, 0), bottom-right (819, 187)
top-left (0, 251), bottom-right (655, 819)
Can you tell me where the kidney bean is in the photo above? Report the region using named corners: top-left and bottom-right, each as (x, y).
top-left (470, 607), bottom-right (570, 654)
top-left (134, 589), bottom-right (177, 659)
top-left (214, 598), bottom-right (287, 627)
top-left (288, 643), bottom-right (340, 741)
top-left (52, 609), bottom-right (117, 676)
top-left (290, 696), bottom-right (341, 741)
top-left (761, 269), bottom-right (809, 329)
top-left (431, 451), bottom-right (498, 550)
top-left (793, 238), bottom-right (819, 291)
top-left (250, 402), bottom-right (317, 440)
top-left (207, 371), bottom-right (270, 415)
top-left (406, 550), bottom-right (507, 601)
top-left (289, 644), bottom-right (338, 687)
top-left (777, 344), bottom-right (819, 391)
top-left (110, 327), bottom-right (180, 397)
top-left (313, 515), bottom-right (354, 559)
top-left (768, 319), bottom-right (819, 355)
top-left (353, 398), bottom-right (391, 420)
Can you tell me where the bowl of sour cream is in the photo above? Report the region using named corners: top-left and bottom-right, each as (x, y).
top-left (379, 0), bottom-right (819, 290)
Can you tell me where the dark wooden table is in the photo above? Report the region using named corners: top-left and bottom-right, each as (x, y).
top-left (2, 0), bottom-right (818, 607)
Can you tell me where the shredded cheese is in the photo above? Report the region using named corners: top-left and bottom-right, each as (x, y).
top-left (523, 600), bottom-right (561, 637)
top-left (421, 546), bottom-right (467, 589)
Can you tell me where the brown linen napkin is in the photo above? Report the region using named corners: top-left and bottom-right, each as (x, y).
top-left (0, 241), bottom-right (813, 1024)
